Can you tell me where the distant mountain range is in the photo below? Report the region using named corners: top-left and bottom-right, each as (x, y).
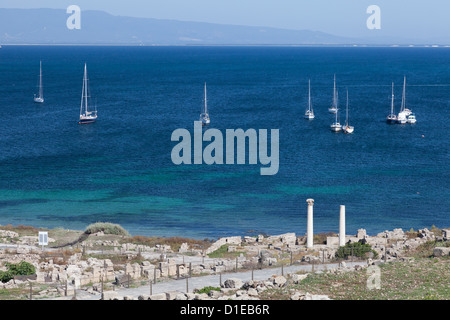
top-left (0, 8), bottom-right (443, 46)
top-left (0, 8), bottom-right (359, 45)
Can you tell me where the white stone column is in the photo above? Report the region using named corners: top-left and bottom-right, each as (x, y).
top-left (339, 205), bottom-right (346, 246)
top-left (306, 199), bottom-right (314, 249)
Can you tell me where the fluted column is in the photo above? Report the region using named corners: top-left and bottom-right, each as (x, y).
top-left (339, 205), bottom-right (346, 246)
top-left (306, 199), bottom-right (314, 249)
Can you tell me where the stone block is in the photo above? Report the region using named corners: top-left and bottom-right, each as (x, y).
top-left (326, 237), bottom-right (339, 246)
top-left (433, 247), bottom-right (450, 257)
top-left (223, 278), bottom-right (243, 289)
top-left (150, 293), bottom-right (166, 300)
top-left (165, 291), bottom-right (179, 300)
top-left (273, 276), bottom-right (287, 287)
top-left (102, 291), bottom-right (119, 300)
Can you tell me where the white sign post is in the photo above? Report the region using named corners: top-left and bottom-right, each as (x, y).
top-left (38, 231), bottom-right (48, 251)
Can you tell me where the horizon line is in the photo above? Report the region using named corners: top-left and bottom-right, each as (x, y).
top-left (2, 44), bottom-right (450, 47)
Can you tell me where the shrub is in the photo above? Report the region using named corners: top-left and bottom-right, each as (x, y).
top-left (0, 261), bottom-right (36, 283)
top-left (195, 286), bottom-right (221, 294)
top-left (85, 222), bottom-right (130, 237)
top-left (6, 261), bottom-right (36, 276)
top-left (336, 242), bottom-right (378, 259)
top-left (0, 271), bottom-right (13, 283)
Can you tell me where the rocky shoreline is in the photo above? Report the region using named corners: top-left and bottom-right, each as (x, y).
top-left (0, 224), bottom-right (448, 300)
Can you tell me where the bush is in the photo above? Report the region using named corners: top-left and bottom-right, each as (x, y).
top-left (0, 271), bottom-right (13, 283)
top-left (195, 286), bottom-right (221, 295)
top-left (336, 242), bottom-right (378, 259)
top-left (85, 222), bottom-right (130, 237)
top-left (6, 261), bottom-right (36, 275)
top-left (0, 261), bottom-right (36, 283)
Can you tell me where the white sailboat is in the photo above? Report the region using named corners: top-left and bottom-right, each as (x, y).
top-left (397, 76), bottom-right (412, 124)
top-left (304, 79), bottom-right (315, 120)
top-left (199, 82), bottom-right (210, 126)
top-left (33, 61), bottom-right (44, 103)
top-left (330, 90), bottom-right (341, 132)
top-left (78, 63), bottom-right (97, 124)
top-left (328, 74), bottom-right (338, 114)
top-left (342, 90), bottom-right (354, 134)
top-left (386, 82), bottom-right (397, 123)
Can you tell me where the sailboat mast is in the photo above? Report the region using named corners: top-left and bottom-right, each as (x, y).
top-left (39, 61), bottom-right (43, 98)
top-left (335, 90), bottom-right (339, 123)
top-left (333, 74), bottom-right (336, 107)
top-left (308, 79), bottom-right (312, 111)
top-left (84, 64), bottom-right (88, 114)
top-left (391, 82), bottom-right (395, 114)
top-left (80, 67), bottom-right (85, 116)
top-left (204, 82), bottom-right (207, 114)
top-left (403, 76), bottom-right (406, 110)
top-left (80, 63), bottom-right (88, 115)
top-left (401, 76), bottom-right (406, 112)
top-left (346, 90), bottom-right (349, 126)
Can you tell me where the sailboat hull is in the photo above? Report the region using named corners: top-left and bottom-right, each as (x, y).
top-left (79, 114), bottom-right (97, 124)
top-left (342, 126), bottom-right (354, 134)
top-left (397, 112), bottom-right (407, 124)
top-left (200, 112), bottom-right (210, 125)
top-left (386, 116), bottom-right (397, 124)
top-left (330, 124), bottom-right (341, 132)
top-left (304, 111), bottom-right (315, 120)
top-left (78, 119), bottom-right (96, 124)
top-left (34, 98), bottom-right (44, 103)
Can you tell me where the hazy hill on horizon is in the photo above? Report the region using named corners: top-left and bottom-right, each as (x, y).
top-left (1, 8), bottom-right (362, 45)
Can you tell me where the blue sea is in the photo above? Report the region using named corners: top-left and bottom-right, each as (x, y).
top-left (0, 45), bottom-right (448, 239)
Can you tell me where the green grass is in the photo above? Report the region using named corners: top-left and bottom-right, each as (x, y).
top-left (195, 286), bottom-right (221, 294)
top-left (0, 288), bottom-right (29, 300)
top-left (259, 257), bottom-right (449, 300)
top-left (0, 283), bottom-right (57, 300)
top-left (207, 245), bottom-right (245, 259)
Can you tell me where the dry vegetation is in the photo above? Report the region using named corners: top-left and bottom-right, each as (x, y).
top-left (259, 238), bottom-right (450, 300)
top-left (277, 257), bottom-right (450, 300)
top-left (0, 224), bottom-right (43, 236)
top-left (127, 236), bottom-right (212, 252)
top-left (0, 224), bottom-right (84, 248)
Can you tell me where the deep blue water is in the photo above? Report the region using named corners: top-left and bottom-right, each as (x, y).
top-left (0, 46), bottom-right (449, 239)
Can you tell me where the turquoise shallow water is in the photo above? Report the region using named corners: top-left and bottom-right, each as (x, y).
top-left (0, 46), bottom-right (449, 239)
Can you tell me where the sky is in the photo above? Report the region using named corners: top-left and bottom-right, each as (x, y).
top-left (2, 0), bottom-right (450, 42)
